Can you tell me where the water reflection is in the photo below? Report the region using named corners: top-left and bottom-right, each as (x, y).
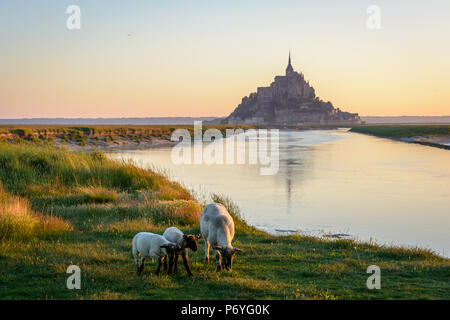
top-left (278, 132), bottom-right (309, 215)
top-left (108, 129), bottom-right (450, 257)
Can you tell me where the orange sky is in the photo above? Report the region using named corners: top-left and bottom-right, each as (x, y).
top-left (0, 1), bottom-right (449, 118)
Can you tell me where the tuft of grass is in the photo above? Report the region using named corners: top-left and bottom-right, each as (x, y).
top-left (0, 186), bottom-right (72, 240)
top-left (0, 193), bottom-right (36, 240)
top-left (31, 187), bottom-right (119, 208)
top-left (105, 218), bottom-right (159, 235)
top-left (0, 141), bottom-right (192, 200)
top-left (77, 187), bottom-right (119, 204)
top-left (150, 200), bottom-right (202, 226)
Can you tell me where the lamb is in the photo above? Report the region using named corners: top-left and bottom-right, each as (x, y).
top-left (162, 227), bottom-right (200, 277)
top-left (132, 232), bottom-right (179, 276)
top-left (200, 203), bottom-right (243, 271)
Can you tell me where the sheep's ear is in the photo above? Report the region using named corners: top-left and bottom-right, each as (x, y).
top-left (233, 247), bottom-right (243, 253)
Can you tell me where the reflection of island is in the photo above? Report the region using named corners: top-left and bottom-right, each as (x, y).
top-left (276, 133), bottom-right (312, 215)
top-left (222, 52), bottom-right (362, 125)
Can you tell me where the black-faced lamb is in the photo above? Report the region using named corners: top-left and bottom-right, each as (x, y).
top-left (162, 227), bottom-right (200, 277)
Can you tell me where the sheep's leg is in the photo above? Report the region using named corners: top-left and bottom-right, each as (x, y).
top-left (139, 257), bottom-right (146, 274)
top-left (174, 254), bottom-right (180, 272)
top-left (181, 252), bottom-right (193, 277)
top-left (134, 253), bottom-right (140, 275)
top-left (155, 257), bottom-right (163, 276)
top-left (167, 255), bottom-right (175, 275)
top-left (215, 250), bottom-right (222, 272)
top-left (163, 255), bottom-right (168, 271)
top-left (204, 238), bottom-right (210, 264)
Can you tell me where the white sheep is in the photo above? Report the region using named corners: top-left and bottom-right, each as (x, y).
top-left (200, 203), bottom-right (243, 271)
top-left (132, 232), bottom-right (179, 276)
top-left (162, 227), bottom-right (200, 277)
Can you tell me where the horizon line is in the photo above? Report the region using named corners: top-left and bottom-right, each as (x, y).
top-left (1, 115), bottom-right (450, 120)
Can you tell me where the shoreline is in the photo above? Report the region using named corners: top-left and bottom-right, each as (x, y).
top-left (63, 137), bottom-right (176, 152)
top-left (353, 132), bottom-right (450, 150)
top-left (350, 125), bottom-right (450, 150)
top-left (399, 136), bottom-right (450, 150)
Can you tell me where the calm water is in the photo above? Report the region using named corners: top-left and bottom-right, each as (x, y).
top-left (108, 129), bottom-right (450, 257)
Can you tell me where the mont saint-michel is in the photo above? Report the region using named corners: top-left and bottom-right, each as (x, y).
top-left (222, 53), bottom-right (362, 125)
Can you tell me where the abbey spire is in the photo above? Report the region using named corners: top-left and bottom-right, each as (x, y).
top-left (286, 50), bottom-right (294, 74)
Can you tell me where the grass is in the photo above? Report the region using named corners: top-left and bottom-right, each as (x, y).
top-left (0, 185), bottom-right (72, 240)
top-left (0, 125), bottom-right (259, 146)
top-left (0, 141), bottom-right (449, 300)
top-left (350, 125), bottom-right (450, 138)
top-left (0, 142), bottom-right (191, 200)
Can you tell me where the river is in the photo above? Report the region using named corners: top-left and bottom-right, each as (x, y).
top-left (108, 129), bottom-right (450, 257)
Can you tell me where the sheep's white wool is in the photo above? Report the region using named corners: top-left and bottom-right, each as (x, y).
top-left (132, 232), bottom-right (175, 265)
top-left (200, 203), bottom-right (235, 263)
top-left (162, 226), bottom-right (197, 277)
top-left (163, 227), bottom-right (184, 247)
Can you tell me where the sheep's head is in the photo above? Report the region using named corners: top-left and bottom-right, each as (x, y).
top-left (183, 234), bottom-right (201, 252)
top-left (213, 246), bottom-right (243, 271)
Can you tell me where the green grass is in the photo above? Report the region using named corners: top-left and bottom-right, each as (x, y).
top-left (0, 125), bottom-right (260, 146)
top-left (0, 141), bottom-right (449, 299)
top-left (0, 185), bottom-right (72, 240)
top-left (350, 125), bottom-right (450, 138)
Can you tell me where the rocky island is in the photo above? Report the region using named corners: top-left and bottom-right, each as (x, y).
top-left (222, 53), bottom-right (362, 126)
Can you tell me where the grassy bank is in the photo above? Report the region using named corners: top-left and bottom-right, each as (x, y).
top-left (0, 125), bottom-right (257, 150)
top-left (0, 141), bottom-right (449, 299)
top-left (350, 125), bottom-right (450, 150)
top-left (350, 125), bottom-right (450, 138)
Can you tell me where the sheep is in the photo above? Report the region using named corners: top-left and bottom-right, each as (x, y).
top-left (162, 227), bottom-right (201, 277)
top-left (132, 232), bottom-right (179, 276)
top-left (200, 203), bottom-right (243, 271)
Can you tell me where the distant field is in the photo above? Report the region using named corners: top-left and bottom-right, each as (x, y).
top-left (0, 124), bottom-right (352, 149)
top-left (0, 141), bottom-right (449, 299)
top-left (350, 125), bottom-right (450, 138)
top-left (0, 124), bottom-right (254, 138)
top-left (0, 125), bottom-right (257, 149)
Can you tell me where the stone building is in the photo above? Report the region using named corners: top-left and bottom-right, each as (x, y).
top-left (223, 52), bottom-right (362, 125)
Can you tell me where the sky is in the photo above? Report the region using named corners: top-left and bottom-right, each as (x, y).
top-left (0, 0), bottom-right (449, 118)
